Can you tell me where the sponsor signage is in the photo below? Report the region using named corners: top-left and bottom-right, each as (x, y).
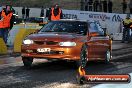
top-left (84, 74), bottom-right (130, 83)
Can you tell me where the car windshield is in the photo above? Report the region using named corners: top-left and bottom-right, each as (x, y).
top-left (89, 22), bottom-right (104, 36)
top-left (35, 18), bottom-right (43, 22)
top-left (39, 21), bottom-right (88, 35)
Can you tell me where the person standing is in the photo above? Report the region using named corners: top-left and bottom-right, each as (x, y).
top-left (22, 7), bottom-right (25, 19)
top-left (48, 4), bottom-right (63, 21)
top-left (103, 0), bottom-right (107, 12)
top-left (99, 1), bottom-right (103, 12)
top-left (121, 0), bottom-right (127, 14)
top-left (10, 6), bottom-right (15, 29)
top-left (129, 0), bottom-right (132, 14)
top-left (88, 0), bottom-right (93, 11)
top-left (0, 5), bottom-right (14, 43)
top-left (85, 0), bottom-right (89, 11)
top-left (122, 14), bottom-right (132, 43)
top-left (40, 6), bottom-right (44, 17)
top-left (108, 0), bottom-right (113, 13)
top-left (93, 0), bottom-right (99, 12)
top-left (26, 7), bottom-right (30, 19)
top-left (46, 8), bottom-right (51, 18)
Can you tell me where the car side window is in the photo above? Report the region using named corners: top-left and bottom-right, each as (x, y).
top-left (89, 22), bottom-right (104, 35)
top-left (95, 22), bottom-right (104, 34)
top-left (89, 23), bottom-right (97, 32)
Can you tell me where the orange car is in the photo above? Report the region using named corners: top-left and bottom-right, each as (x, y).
top-left (21, 19), bottom-right (112, 68)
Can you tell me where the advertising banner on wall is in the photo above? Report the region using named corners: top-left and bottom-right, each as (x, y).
top-left (62, 9), bottom-right (127, 35)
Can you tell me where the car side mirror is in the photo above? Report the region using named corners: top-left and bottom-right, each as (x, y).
top-left (89, 32), bottom-right (99, 37)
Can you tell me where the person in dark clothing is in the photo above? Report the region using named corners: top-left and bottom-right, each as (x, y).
top-left (103, 0), bottom-right (107, 12)
top-left (10, 13), bottom-right (15, 29)
top-left (88, 0), bottom-right (93, 11)
top-left (10, 6), bottom-right (15, 28)
top-left (40, 6), bottom-right (44, 17)
top-left (22, 7), bottom-right (25, 19)
top-left (128, 0), bottom-right (132, 14)
top-left (46, 8), bottom-right (51, 18)
top-left (93, 0), bottom-right (99, 12)
top-left (121, 0), bottom-right (127, 14)
top-left (26, 7), bottom-right (30, 19)
top-left (48, 4), bottom-right (63, 21)
top-left (108, 0), bottom-right (113, 13)
top-left (85, 5), bottom-right (88, 11)
top-left (99, 1), bottom-right (103, 12)
top-left (11, 7), bottom-right (15, 14)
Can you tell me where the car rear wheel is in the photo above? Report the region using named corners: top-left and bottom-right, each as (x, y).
top-left (105, 50), bottom-right (111, 63)
top-left (80, 45), bottom-right (88, 68)
top-left (22, 57), bottom-right (33, 67)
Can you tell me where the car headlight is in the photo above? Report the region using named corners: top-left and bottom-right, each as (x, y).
top-left (23, 39), bottom-right (34, 44)
top-left (59, 42), bottom-right (76, 46)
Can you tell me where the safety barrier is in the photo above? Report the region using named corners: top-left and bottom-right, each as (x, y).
top-left (7, 25), bottom-right (21, 47)
top-left (13, 28), bottom-right (38, 53)
top-left (5, 23), bottom-right (42, 53)
top-left (0, 37), bottom-right (7, 54)
top-left (7, 23), bottom-right (42, 46)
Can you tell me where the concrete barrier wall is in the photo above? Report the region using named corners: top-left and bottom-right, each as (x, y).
top-left (7, 23), bottom-right (42, 47)
top-left (0, 38), bottom-right (7, 54)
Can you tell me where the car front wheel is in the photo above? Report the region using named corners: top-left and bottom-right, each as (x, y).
top-left (80, 45), bottom-right (88, 68)
top-left (22, 57), bottom-right (33, 67)
top-left (105, 50), bottom-right (111, 63)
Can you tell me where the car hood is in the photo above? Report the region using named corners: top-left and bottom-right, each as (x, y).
top-left (27, 32), bottom-right (82, 42)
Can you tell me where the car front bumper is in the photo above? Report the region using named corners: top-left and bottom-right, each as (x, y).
top-left (21, 45), bottom-right (81, 61)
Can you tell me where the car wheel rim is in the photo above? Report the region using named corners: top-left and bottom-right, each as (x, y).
top-left (106, 51), bottom-right (110, 62)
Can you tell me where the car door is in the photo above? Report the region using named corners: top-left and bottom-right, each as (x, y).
top-left (87, 22), bottom-right (109, 59)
